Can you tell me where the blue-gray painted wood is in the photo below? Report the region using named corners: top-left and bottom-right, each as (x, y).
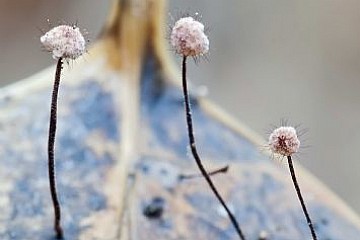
top-left (0, 51), bottom-right (358, 239)
top-left (0, 81), bottom-right (119, 240)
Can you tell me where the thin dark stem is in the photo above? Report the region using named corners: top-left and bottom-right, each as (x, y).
top-left (48, 58), bottom-right (64, 239)
top-left (287, 156), bottom-right (317, 240)
top-left (181, 56), bottom-right (246, 240)
top-left (179, 165), bottom-right (229, 180)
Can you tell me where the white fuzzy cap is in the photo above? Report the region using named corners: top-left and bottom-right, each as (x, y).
top-left (40, 25), bottom-right (86, 60)
top-left (170, 17), bottom-right (209, 57)
top-left (268, 126), bottom-right (300, 156)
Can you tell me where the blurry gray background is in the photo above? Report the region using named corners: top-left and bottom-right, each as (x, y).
top-left (1, 1), bottom-right (360, 213)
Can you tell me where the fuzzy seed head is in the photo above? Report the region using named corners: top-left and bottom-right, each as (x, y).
top-left (40, 25), bottom-right (86, 60)
top-left (170, 17), bottom-right (209, 57)
top-left (268, 126), bottom-right (300, 156)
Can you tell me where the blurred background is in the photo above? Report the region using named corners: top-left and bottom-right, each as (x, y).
top-left (1, 0), bottom-right (360, 214)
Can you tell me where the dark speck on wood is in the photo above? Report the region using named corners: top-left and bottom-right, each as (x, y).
top-left (143, 197), bottom-right (165, 219)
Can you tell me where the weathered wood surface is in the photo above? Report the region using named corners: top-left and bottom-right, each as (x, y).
top-left (1, 0), bottom-right (360, 239)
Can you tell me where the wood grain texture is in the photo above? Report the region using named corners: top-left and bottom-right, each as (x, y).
top-left (0, 0), bottom-right (359, 239)
top-left (0, 48), bottom-right (359, 239)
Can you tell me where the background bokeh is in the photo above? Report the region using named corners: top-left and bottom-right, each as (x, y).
top-left (1, 0), bottom-right (360, 213)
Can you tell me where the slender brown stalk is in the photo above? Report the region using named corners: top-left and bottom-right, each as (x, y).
top-left (179, 165), bottom-right (229, 180)
top-left (181, 56), bottom-right (246, 240)
top-left (287, 156), bottom-right (317, 240)
top-left (48, 57), bottom-right (64, 239)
